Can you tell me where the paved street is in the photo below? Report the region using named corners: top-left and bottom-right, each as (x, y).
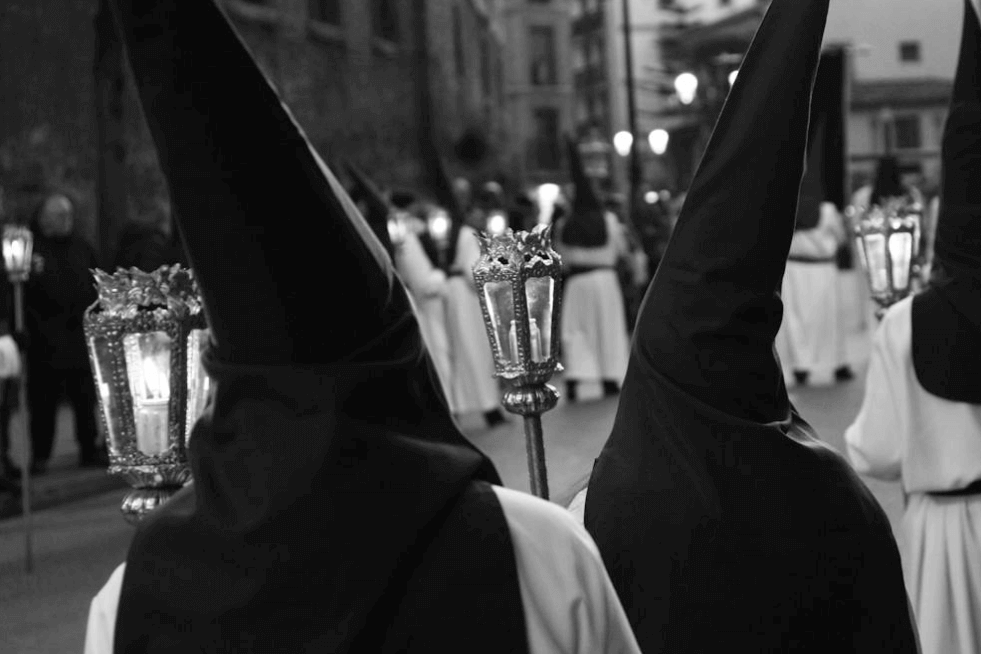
top-left (0, 323), bottom-right (905, 653)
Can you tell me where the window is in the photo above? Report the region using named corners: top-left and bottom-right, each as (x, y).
top-left (309, 0), bottom-right (341, 24)
top-left (529, 26), bottom-right (557, 86)
top-left (371, 0), bottom-right (400, 43)
top-left (453, 6), bottom-right (466, 79)
top-left (532, 107), bottom-right (561, 170)
top-left (899, 41), bottom-right (921, 63)
top-left (894, 115), bottom-right (922, 150)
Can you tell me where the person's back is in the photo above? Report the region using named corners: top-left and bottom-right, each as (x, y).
top-left (584, 0), bottom-right (920, 650)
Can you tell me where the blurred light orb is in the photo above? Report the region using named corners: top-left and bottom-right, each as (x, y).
top-left (537, 183), bottom-right (560, 206)
top-left (729, 70), bottom-right (739, 87)
top-left (674, 72), bottom-right (699, 105)
top-left (644, 191), bottom-right (659, 204)
top-left (613, 131), bottom-right (634, 157)
top-left (648, 129), bottom-right (669, 156)
top-left (487, 211), bottom-right (508, 236)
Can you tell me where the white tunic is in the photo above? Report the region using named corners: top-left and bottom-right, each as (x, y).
top-left (83, 486), bottom-right (642, 654)
top-left (394, 231), bottom-right (454, 408)
top-left (443, 225), bottom-right (500, 415)
top-left (845, 297), bottom-right (981, 654)
top-left (556, 212), bottom-right (630, 383)
top-left (776, 203), bottom-right (847, 384)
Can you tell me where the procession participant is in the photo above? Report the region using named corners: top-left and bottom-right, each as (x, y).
top-left (584, 0), bottom-right (921, 651)
top-left (555, 137), bottom-right (630, 403)
top-left (846, 3), bottom-right (981, 652)
top-left (431, 160), bottom-right (508, 428)
top-left (346, 162), bottom-right (455, 405)
top-left (776, 115), bottom-right (850, 386)
top-left (83, 2), bottom-right (642, 653)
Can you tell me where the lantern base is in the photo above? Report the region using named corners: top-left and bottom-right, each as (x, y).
top-left (502, 383), bottom-right (560, 417)
top-left (121, 486), bottom-right (182, 524)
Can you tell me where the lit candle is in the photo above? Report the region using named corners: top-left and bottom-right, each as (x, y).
top-left (487, 211), bottom-right (507, 236)
top-left (508, 320), bottom-right (520, 364)
top-left (134, 354), bottom-right (170, 456)
top-left (429, 211), bottom-right (450, 245)
top-left (529, 318), bottom-right (543, 362)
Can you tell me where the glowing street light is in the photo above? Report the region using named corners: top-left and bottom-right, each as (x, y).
top-left (674, 72), bottom-right (698, 105)
top-left (648, 129), bottom-right (669, 156)
top-left (613, 131), bottom-right (634, 158)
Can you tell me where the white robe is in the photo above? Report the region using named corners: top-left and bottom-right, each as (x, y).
top-left (556, 212), bottom-right (630, 384)
top-left (845, 297), bottom-right (981, 654)
top-left (83, 486), bottom-right (642, 654)
top-left (776, 203), bottom-right (848, 384)
top-left (394, 231), bottom-right (454, 408)
top-left (444, 225), bottom-right (500, 415)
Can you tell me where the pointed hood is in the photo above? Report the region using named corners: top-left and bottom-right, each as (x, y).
top-left (561, 135), bottom-right (608, 247)
top-left (912, 0), bottom-right (981, 403)
top-left (107, 1), bottom-right (502, 649)
top-left (628, 0), bottom-right (829, 421)
top-left (870, 156), bottom-right (904, 206)
top-left (795, 115), bottom-right (828, 231)
top-left (346, 162), bottom-right (396, 259)
top-left (418, 153), bottom-right (464, 272)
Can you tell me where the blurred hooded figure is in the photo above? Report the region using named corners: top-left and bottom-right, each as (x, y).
top-left (846, 3), bottom-right (981, 652)
top-left (555, 137), bottom-right (630, 402)
top-left (83, 2), bottom-right (641, 652)
top-left (583, 0), bottom-right (921, 651)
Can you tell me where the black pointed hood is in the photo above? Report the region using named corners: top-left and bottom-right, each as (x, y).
top-left (107, 1), bottom-right (503, 650)
top-left (912, 0), bottom-right (981, 403)
top-left (585, 3), bottom-right (920, 651)
top-left (795, 116), bottom-right (828, 231)
top-left (561, 135), bottom-right (608, 247)
top-left (628, 0), bottom-right (829, 421)
top-left (419, 153), bottom-right (464, 272)
top-left (346, 162), bottom-right (396, 259)
top-left (870, 156), bottom-right (904, 206)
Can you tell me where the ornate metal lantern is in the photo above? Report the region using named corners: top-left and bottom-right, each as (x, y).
top-left (427, 208), bottom-right (452, 268)
top-left (84, 265), bottom-right (211, 523)
top-left (473, 224), bottom-right (563, 498)
top-left (851, 197), bottom-right (922, 319)
top-left (2, 225), bottom-right (33, 284)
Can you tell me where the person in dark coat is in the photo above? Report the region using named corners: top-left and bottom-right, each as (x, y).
top-left (25, 192), bottom-right (105, 474)
top-left (583, 0), bottom-right (921, 651)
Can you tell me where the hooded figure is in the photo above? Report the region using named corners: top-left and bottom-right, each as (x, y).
top-left (776, 111), bottom-right (850, 386)
top-left (583, 0), bottom-right (921, 651)
top-left (345, 162), bottom-right (396, 260)
top-left (555, 136), bottom-right (630, 402)
top-left (846, 3), bottom-right (981, 652)
top-left (83, 2), bottom-right (641, 653)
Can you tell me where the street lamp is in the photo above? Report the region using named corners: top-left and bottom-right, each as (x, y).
top-left (648, 129), bottom-right (670, 156)
top-left (675, 72), bottom-right (699, 105)
top-left (2, 224), bottom-right (34, 572)
top-left (613, 131), bottom-right (634, 158)
top-left (84, 265), bottom-right (211, 523)
top-left (472, 225), bottom-right (563, 499)
top-left (850, 197), bottom-right (921, 319)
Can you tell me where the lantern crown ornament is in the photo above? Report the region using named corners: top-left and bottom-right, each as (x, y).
top-left (473, 224), bottom-right (564, 390)
top-left (84, 264), bottom-right (210, 523)
top-left (851, 196), bottom-right (922, 317)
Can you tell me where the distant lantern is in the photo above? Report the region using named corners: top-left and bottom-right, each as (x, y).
top-left (674, 72), bottom-right (699, 105)
top-left (850, 197), bottom-right (922, 319)
top-left (648, 129), bottom-right (669, 156)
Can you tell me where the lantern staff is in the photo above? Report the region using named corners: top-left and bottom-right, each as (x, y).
top-left (2, 224), bottom-right (34, 572)
top-left (850, 197), bottom-right (922, 320)
top-left (83, 265), bottom-right (210, 523)
top-left (473, 225), bottom-right (563, 499)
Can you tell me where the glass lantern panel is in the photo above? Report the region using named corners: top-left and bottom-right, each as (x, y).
top-left (123, 331), bottom-right (172, 457)
top-left (524, 276), bottom-right (555, 362)
top-left (185, 329), bottom-right (213, 444)
top-left (483, 281), bottom-right (518, 364)
top-left (889, 231), bottom-right (914, 293)
top-left (854, 237), bottom-right (869, 272)
top-left (88, 336), bottom-right (127, 454)
top-left (862, 233), bottom-right (889, 293)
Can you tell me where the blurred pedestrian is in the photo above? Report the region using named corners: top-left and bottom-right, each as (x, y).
top-left (25, 192), bottom-right (105, 474)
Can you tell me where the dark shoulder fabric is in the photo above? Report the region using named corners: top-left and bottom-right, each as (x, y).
top-left (912, 283), bottom-right (981, 403)
top-left (114, 433), bottom-right (526, 654)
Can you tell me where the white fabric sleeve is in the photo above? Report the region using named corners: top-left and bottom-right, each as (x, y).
top-left (84, 563), bottom-right (127, 654)
top-left (844, 302), bottom-right (908, 480)
top-left (492, 485), bottom-right (642, 654)
top-left (456, 226), bottom-right (482, 289)
top-left (395, 231), bottom-right (447, 299)
top-left (0, 335), bottom-right (21, 378)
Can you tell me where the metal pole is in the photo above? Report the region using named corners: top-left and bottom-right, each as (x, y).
top-left (13, 281), bottom-right (33, 573)
top-left (621, 0), bottom-right (642, 205)
top-left (522, 414), bottom-right (549, 500)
